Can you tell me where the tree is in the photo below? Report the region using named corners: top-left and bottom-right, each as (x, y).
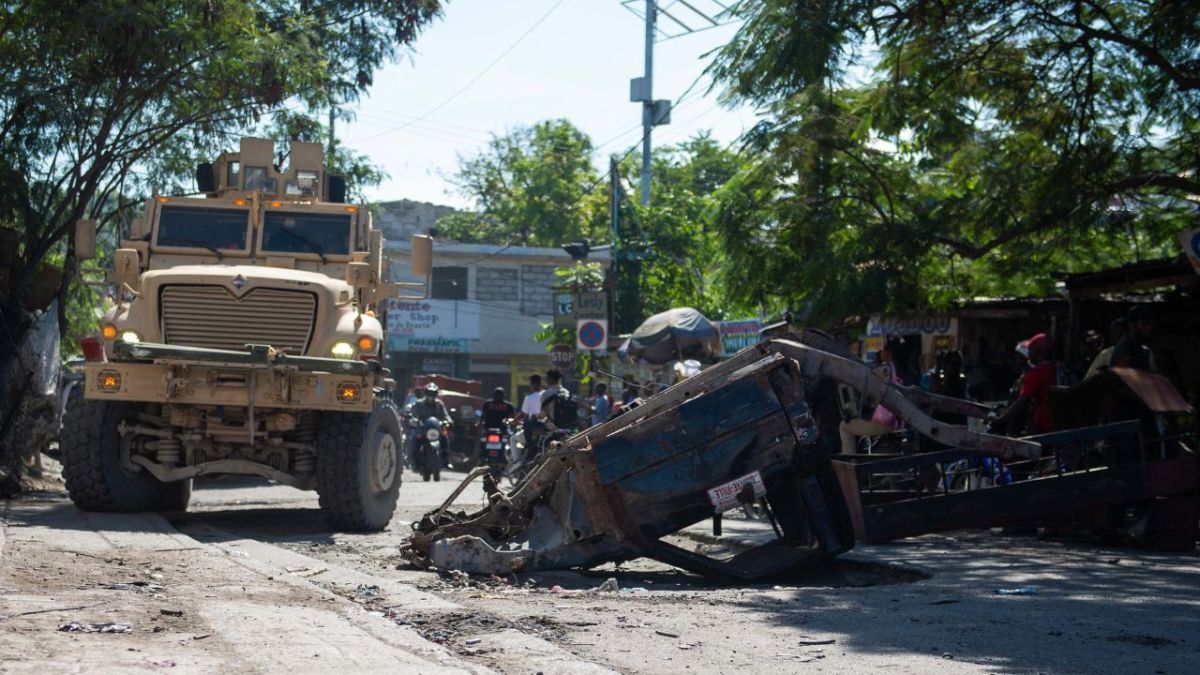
top-left (708, 0), bottom-right (1200, 319)
top-left (617, 133), bottom-right (749, 327)
top-left (0, 0), bottom-right (442, 485)
top-left (438, 119), bottom-right (609, 246)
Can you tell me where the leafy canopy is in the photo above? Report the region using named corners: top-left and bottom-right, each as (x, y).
top-left (708, 0), bottom-right (1200, 319)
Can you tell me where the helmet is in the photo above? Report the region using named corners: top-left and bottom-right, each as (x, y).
top-left (493, 387), bottom-right (506, 400)
top-left (423, 383), bottom-right (440, 396)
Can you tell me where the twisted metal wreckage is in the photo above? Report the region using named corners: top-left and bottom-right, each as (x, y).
top-left (401, 337), bottom-right (1197, 581)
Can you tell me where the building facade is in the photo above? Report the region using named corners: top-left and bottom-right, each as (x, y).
top-left (383, 239), bottom-right (609, 402)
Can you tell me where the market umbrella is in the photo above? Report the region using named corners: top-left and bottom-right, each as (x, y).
top-left (618, 307), bottom-right (719, 365)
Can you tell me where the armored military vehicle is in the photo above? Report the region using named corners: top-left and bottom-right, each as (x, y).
top-left (63, 138), bottom-right (431, 531)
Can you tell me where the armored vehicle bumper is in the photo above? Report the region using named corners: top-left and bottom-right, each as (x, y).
top-left (83, 340), bottom-right (380, 413)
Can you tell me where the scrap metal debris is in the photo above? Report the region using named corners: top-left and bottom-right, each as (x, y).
top-left (402, 337), bottom-right (1040, 581)
top-left (402, 336), bottom-right (1196, 581)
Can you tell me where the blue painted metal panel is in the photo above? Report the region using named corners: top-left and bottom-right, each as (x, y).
top-left (594, 375), bottom-right (783, 484)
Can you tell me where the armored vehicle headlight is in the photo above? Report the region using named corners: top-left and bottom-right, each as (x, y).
top-left (330, 341), bottom-right (355, 359)
top-left (356, 336), bottom-right (376, 352)
top-left (119, 330), bottom-right (141, 344)
top-left (425, 428), bottom-right (441, 441)
top-left (101, 324), bottom-right (118, 340)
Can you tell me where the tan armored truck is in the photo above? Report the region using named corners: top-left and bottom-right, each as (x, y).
top-left (63, 138), bottom-right (432, 531)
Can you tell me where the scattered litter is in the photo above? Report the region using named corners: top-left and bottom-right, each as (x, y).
top-left (159, 608), bottom-right (184, 617)
top-left (354, 584), bottom-right (381, 600)
top-left (776, 653), bottom-right (825, 662)
top-left (447, 570), bottom-right (470, 586)
top-left (104, 581), bottom-right (164, 593)
top-left (549, 585), bottom-right (565, 594)
top-left (465, 638), bottom-right (482, 646)
top-left (1108, 634), bottom-right (1176, 648)
top-left (655, 630), bottom-right (679, 638)
top-left (148, 660), bottom-right (176, 668)
top-left (797, 639), bottom-right (836, 646)
top-left (678, 644), bottom-right (692, 650)
top-left (58, 622), bottom-right (132, 634)
top-left (942, 652), bottom-right (954, 659)
top-left (993, 586), bottom-right (1039, 595)
top-left (193, 634), bottom-right (211, 641)
top-left (926, 598), bottom-right (960, 605)
top-left (593, 578), bottom-right (619, 593)
top-left (619, 587), bottom-right (648, 594)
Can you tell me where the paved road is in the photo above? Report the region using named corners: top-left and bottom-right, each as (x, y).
top-left (4, 469), bottom-right (1199, 674)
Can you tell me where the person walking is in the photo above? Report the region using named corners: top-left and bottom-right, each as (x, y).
top-left (591, 383), bottom-right (611, 426)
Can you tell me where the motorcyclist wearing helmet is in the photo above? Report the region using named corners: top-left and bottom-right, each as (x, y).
top-left (409, 383), bottom-right (453, 451)
top-left (480, 387), bottom-right (515, 429)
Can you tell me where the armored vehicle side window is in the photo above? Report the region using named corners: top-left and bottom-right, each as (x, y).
top-left (262, 211), bottom-right (351, 257)
top-left (157, 206), bottom-right (248, 251)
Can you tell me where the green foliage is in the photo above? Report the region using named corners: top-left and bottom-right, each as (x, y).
top-left (709, 0), bottom-right (1200, 320)
top-left (0, 0), bottom-right (441, 358)
top-left (439, 119), bottom-right (609, 246)
top-left (620, 133), bottom-right (750, 324)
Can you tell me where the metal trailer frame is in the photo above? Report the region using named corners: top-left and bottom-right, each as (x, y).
top-left (401, 338), bottom-right (1044, 581)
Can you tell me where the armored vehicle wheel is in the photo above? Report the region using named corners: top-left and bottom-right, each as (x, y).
top-left (61, 398), bottom-right (190, 512)
top-left (316, 400), bottom-right (403, 532)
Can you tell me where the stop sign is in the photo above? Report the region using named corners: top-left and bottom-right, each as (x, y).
top-left (549, 344), bottom-right (576, 368)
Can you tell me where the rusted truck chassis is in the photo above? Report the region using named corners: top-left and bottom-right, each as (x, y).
top-left (400, 337), bottom-right (1190, 581)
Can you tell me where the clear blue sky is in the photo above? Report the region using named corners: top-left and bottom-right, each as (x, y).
top-left (337, 0), bottom-right (754, 208)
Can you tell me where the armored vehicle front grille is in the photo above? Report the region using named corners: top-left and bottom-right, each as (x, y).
top-left (160, 285), bottom-right (317, 354)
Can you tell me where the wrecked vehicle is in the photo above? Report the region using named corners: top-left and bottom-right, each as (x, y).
top-left (402, 337), bottom-right (1051, 580)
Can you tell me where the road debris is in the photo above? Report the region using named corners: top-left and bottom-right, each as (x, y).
top-left (159, 608), bottom-right (184, 617)
top-left (593, 578), bottom-right (619, 593)
top-left (58, 622), bottom-right (132, 634)
top-left (655, 630), bottom-right (679, 638)
top-left (104, 581), bottom-right (164, 593)
top-left (994, 586), bottom-right (1040, 595)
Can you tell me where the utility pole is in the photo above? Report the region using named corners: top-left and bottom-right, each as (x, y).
top-left (624, 0), bottom-right (734, 205)
top-left (629, 1), bottom-right (670, 207)
top-left (639, 0), bottom-right (655, 206)
top-left (609, 156), bottom-right (621, 330)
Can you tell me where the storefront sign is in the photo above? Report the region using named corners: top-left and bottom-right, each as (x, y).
top-left (553, 290), bottom-right (608, 328)
top-left (385, 299), bottom-right (480, 342)
top-left (387, 336), bottom-right (469, 354)
top-left (866, 315), bottom-right (955, 337)
top-left (717, 319), bottom-right (762, 357)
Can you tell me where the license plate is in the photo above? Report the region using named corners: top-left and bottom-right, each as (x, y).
top-left (485, 442), bottom-right (501, 450)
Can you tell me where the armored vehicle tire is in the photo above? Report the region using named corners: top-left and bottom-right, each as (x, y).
top-left (61, 398), bottom-right (190, 512)
top-left (316, 401), bottom-right (403, 532)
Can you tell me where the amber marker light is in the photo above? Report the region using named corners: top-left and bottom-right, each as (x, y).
top-left (269, 201), bottom-right (282, 208)
top-left (337, 384), bottom-right (360, 402)
top-left (232, 198), bottom-right (248, 206)
top-left (356, 336), bottom-right (376, 352)
top-left (101, 323), bottom-right (118, 340)
top-left (344, 206), bottom-right (358, 213)
top-left (98, 371), bottom-right (121, 392)
top-left (156, 196), bottom-right (170, 203)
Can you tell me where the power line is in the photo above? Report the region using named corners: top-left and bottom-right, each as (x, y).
top-left (352, 0), bottom-right (569, 144)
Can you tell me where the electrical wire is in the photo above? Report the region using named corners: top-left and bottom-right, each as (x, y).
top-left (352, 0), bottom-right (570, 144)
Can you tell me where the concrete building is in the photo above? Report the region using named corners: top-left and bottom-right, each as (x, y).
top-left (383, 239), bottom-right (610, 401)
top-left (373, 199), bottom-right (457, 242)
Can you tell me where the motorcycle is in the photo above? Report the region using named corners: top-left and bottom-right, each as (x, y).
top-left (504, 419), bottom-right (574, 485)
top-left (480, 422), bottom-right (512, 480)
top-left (410, 416), bottom-right (448, 482)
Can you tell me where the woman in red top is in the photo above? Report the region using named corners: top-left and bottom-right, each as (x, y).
top-left (993, 333), bottom-right (1056, 434)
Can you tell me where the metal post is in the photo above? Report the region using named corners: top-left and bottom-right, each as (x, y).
top-left (640, 0), bottom-right (655, 206)
top-left (610, 156), bottom-right (621, 330)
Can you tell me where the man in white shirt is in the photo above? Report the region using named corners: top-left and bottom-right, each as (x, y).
top-left (516, 374), bottom-right (544, 460)
top-left (517, 374), bottom-right (543, 421)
